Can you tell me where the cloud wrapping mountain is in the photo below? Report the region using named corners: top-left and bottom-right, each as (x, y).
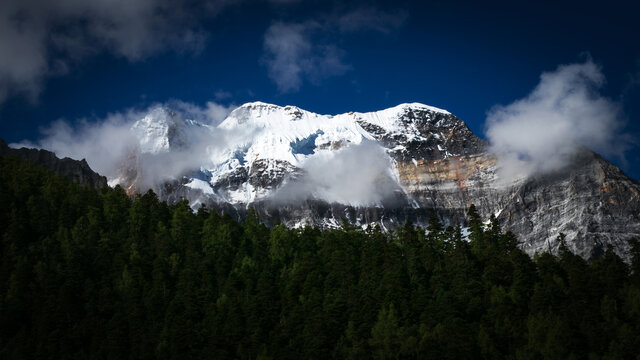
top-left (272, 140), bottom-right (398, 206)
top-left (11, 98), bottom-right (640, 261)
top-left (485, 60), bottom-right (627, 180)
top-left (11, 101), bottom-right (238, 187)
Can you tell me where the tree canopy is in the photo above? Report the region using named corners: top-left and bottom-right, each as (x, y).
top-left (1, 155), bottom-right (639, 359)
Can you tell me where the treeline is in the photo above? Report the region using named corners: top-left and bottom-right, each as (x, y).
top-left (1, 155), bottom-right (640, 359)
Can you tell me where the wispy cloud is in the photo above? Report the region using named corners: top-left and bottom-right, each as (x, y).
top-left (0, 0), bottom-right (240, 104)
top-left (169, 99), bottom-right (237, 126)
top-left (485, 59), bottom-right (629, 180)
top-left (12, 109), bottom-right (143, 179)
top-left (263, 21), bottom-right (349, 93)
top-left (336, 7), bottom-right (408, 34)
top-left (213, 89), bottom-right (233, 101)
top-left (262, 7), bottom-right (407, 93)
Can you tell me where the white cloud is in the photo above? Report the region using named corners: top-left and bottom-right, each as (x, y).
top-left (213, 89), bottom-right (233, 101)
top-left (485, 59), bottom-right (628, 180)
top-left (12, 109), bottom-right (143, 178)
top-left (11, 100), bottom-right (241, 190)
top-left (0, 0), bottom-right (239, 104)
top-left (263, 21), bottom-right (350, 93)
top-left (272, 140), bottom-right (401, 206)
top-left (13, 99), bottom-right (403, 206)
top-left (337, 7), bottom-right (408, 33)
top-left (169, 99), bottom-right (237, 126)
top-left (263, 22), bottom-right (312, 93)
top-left (262, 7), bottom-right (407, 93)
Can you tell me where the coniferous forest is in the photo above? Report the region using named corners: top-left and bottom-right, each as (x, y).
top-left (1, 155), bottom-right (640, 359)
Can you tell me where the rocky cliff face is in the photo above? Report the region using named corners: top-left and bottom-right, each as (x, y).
top-left (392, 147), bottom-right (640, 260)
top-left (1, 139), bottom-right (107, 188)
top-left (111, 102), bottom-right (640, 261)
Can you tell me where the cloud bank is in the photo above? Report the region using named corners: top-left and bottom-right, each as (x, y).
top-left (485, 59), bottom-right (628, 179)
top-left (0, 0), bottom-right (238, 103)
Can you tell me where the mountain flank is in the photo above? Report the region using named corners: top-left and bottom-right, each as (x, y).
top-left (0, 139), bottom-right (107, 188)
top-left (109, 102), bottom-right (640, 261)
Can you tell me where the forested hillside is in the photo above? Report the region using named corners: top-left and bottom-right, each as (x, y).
top-left (1, 154), bottom-right (639, 359)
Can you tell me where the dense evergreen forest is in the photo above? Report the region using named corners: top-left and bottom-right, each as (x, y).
top-left (1, 154), bottom-right (640, 359)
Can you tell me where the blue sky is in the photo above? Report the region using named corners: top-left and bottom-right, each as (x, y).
top-left (0, 0), bottom-right (639, 179)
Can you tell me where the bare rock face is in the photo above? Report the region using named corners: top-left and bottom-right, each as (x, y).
top-left (248, 159), bottom-right (300, 189)
top-left (495, 152), bottom-right (640, 260)
top-left (357, 108), bottom-right (485, 161)
top-left (357, 107), bottom-right (640, 260)
top-left (1, 139), bottom-right (107, 188)
top-left (392, 147), bottom-right (640, 260)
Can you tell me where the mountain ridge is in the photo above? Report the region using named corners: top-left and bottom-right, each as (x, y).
top-left (0, 138), bottom-right (107, 188)
top-left (5, 101), bottom-right (639, 261)
top-left (106, 101), bottom-right (640, 261)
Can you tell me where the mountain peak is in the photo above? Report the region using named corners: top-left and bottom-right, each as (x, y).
top-left (132, 106), bottom-right (189, 154)
top-left (110, 100), bottom-right (640, 261)
top-left (389, 102), bottom-right (451, 115)
top-left (238, 101), bottom-right (279, 109)
top-left (145, 106), bottom-right (182, 123)
top-left (236, 101), bottom-right (451, 114)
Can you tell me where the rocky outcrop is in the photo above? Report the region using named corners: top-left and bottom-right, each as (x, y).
top-left (495, 152), bottom-right (640, 260)
top-left (390, 146), bottom-right (640, 260)
top-left (0, 139), bottom-right (107, 188)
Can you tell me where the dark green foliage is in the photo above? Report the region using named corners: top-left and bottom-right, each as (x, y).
top-left (1, 155), bottom-right (640, 359)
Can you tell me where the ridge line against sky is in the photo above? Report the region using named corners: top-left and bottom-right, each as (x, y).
top-left (0, 0), bottom-right (639, 179)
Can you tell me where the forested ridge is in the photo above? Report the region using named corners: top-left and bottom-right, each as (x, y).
top-left (1, 154), bottom-right (640, 359)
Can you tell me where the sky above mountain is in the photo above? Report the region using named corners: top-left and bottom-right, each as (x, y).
top-left (0, 0), bottom-right (639, 180)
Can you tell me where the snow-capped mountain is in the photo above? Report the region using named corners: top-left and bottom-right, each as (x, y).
top-left (131, 107), bottom-right (192, 153)
top-left (112, 101), bottom-right (640, 261)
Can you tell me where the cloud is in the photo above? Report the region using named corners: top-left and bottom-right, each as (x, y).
top-left (12, 109), bottom-right (143, 179)
top-left (263, 21), bottom-right (350, 93)
top-left (485, 59), bottom-right (628, 180)
top-left (0, 0), bottom-right (239, 104)
top-left (213, 89), bottom-right (233, 101)
top-left (262, 7), bottom-right (407, 93)
top-left (13, 99), bottom-right (402, 206)
top-left (337, 7), bottom-right (408, 33)
top-left (169, 99), bottom-right (237, 126)
top-left (272, 140), bottom-right (402, 206)
top-left (11, 100), bottom-right (242, 191)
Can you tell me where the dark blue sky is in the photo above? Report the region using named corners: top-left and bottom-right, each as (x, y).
top-left (1, 0), bottom-right (639, 179)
